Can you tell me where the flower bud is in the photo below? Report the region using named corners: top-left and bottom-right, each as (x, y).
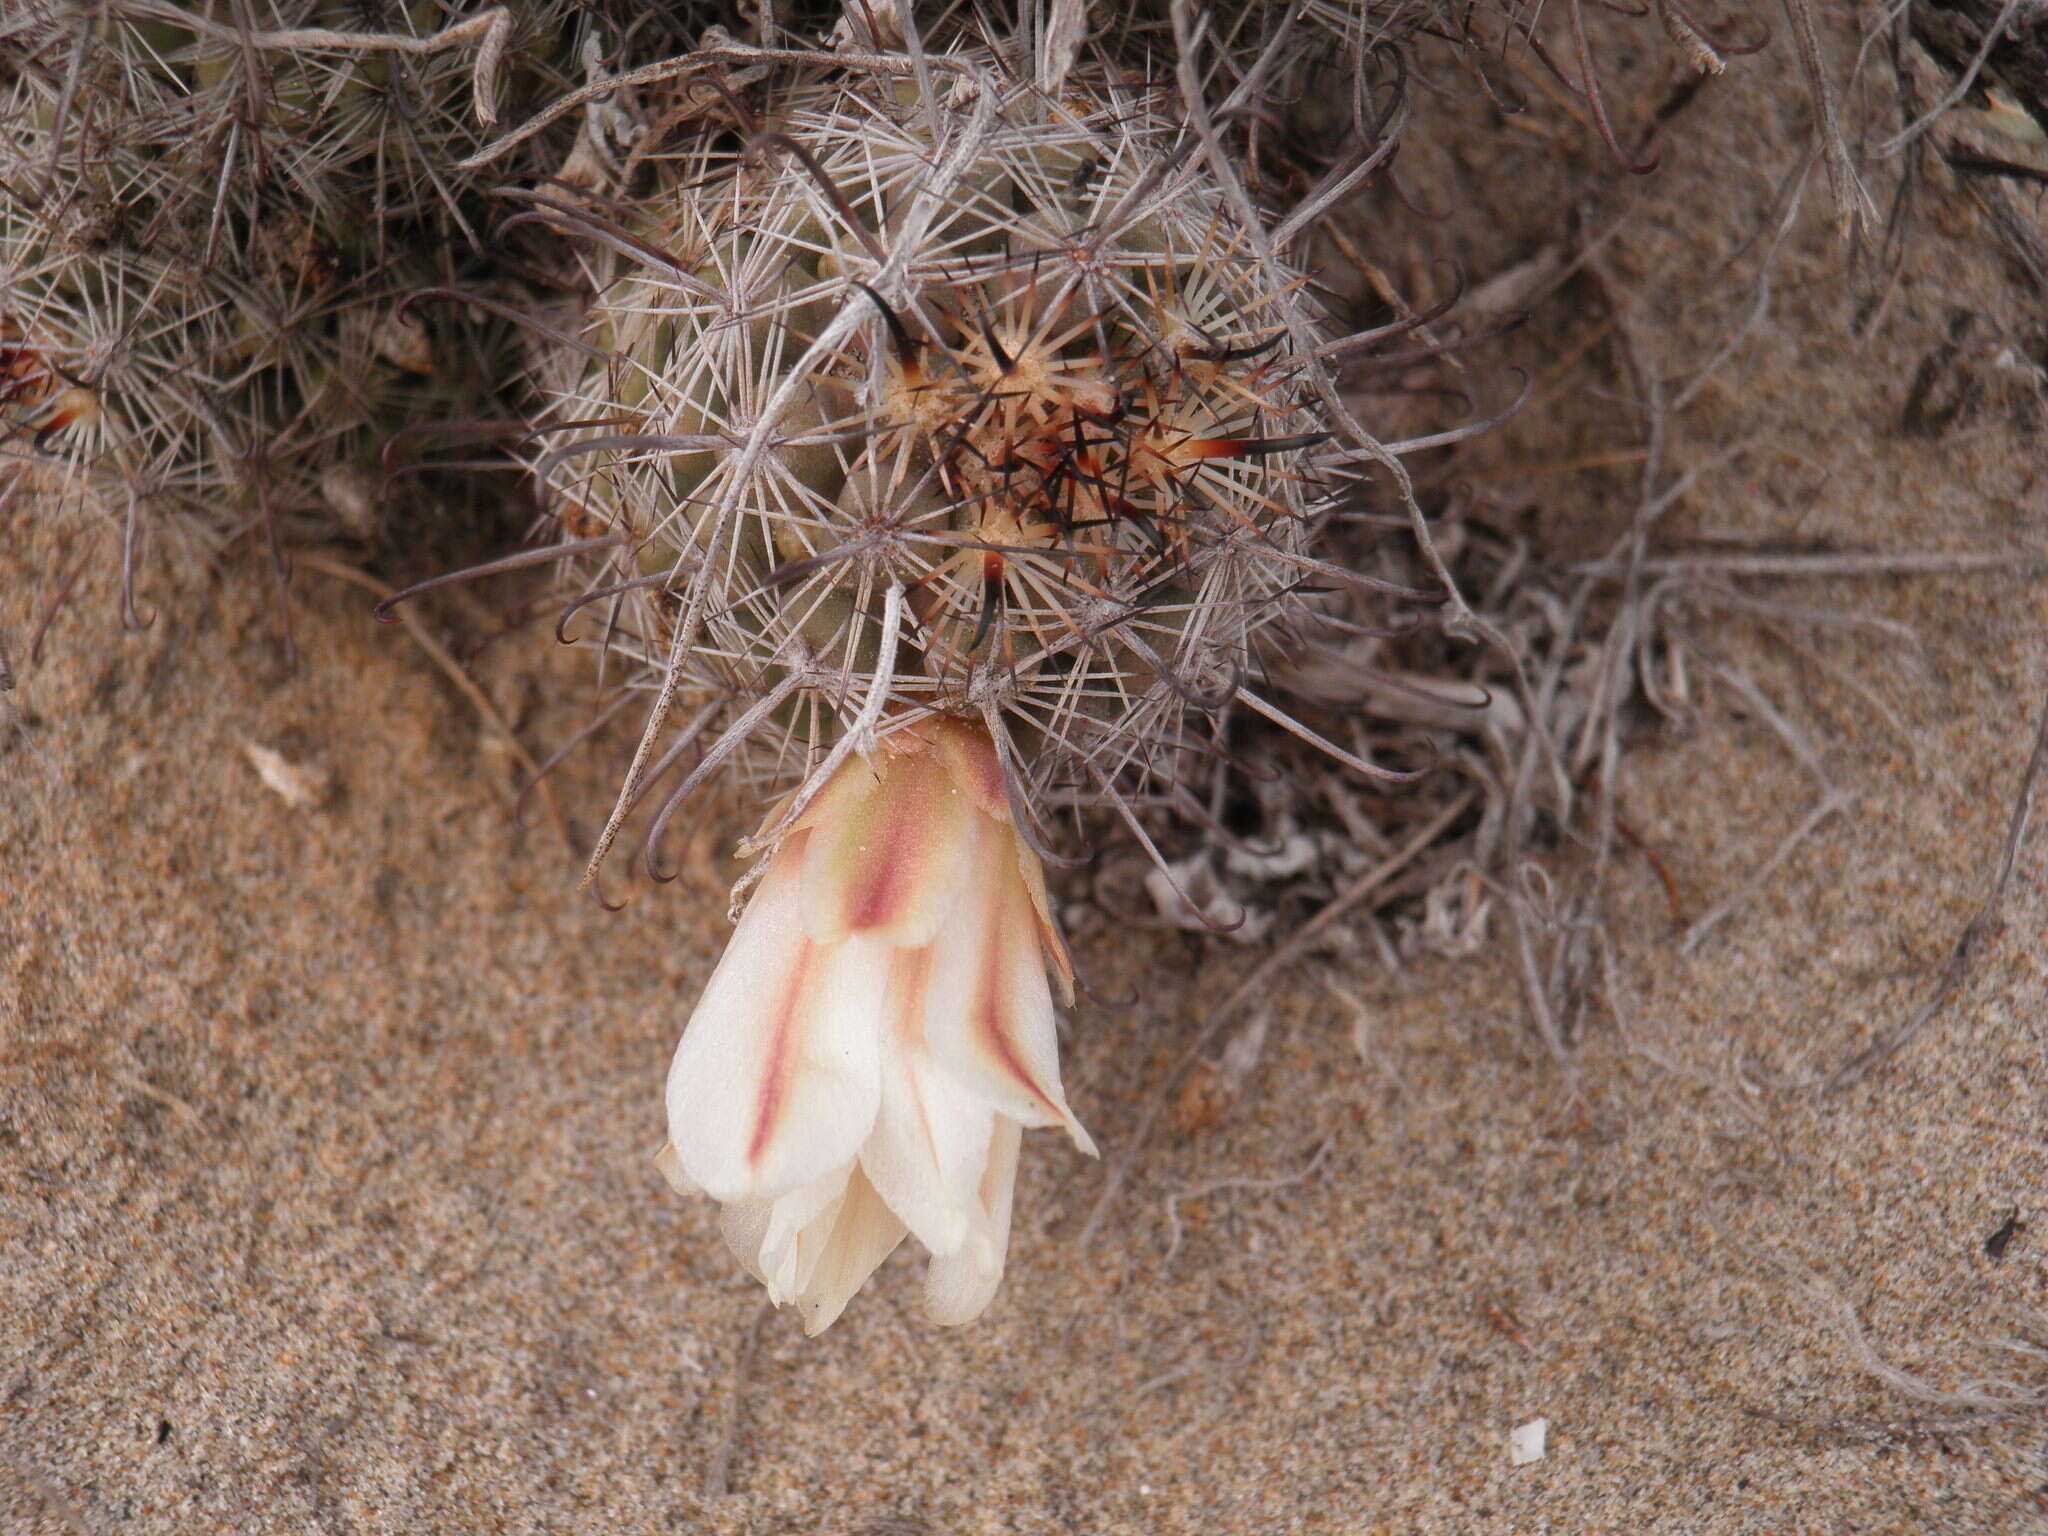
top-left (658, 719), bottom-right (1092, 1334)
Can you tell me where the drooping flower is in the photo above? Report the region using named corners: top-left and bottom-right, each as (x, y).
top-left (656, 718), bottom-right (1095, 1335)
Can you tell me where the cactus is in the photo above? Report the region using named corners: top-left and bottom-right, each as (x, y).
top-left (0, 0), bottom-right (726, 627)
top-left (502, 26), bottom-right (1433, 885)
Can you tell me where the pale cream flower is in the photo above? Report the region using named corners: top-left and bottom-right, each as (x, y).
top-left (655, 718), bottom-right (1095, 1335)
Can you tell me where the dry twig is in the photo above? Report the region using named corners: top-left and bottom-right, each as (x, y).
top-left (703, 1301), bottom-right (772, 1499)
top-left (1160, 1139), bottom-right (1332, 1266)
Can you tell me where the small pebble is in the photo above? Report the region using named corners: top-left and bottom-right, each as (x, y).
top-left (1510, 1418), bottom-right (1548, 1466)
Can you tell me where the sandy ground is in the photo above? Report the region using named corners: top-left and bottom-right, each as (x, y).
top-left (5, 15), bottom-right (2048, 1536)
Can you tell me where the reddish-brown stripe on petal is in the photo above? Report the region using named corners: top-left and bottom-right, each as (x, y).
top-left (806, 748), bottom-right (968, 943)
top-left (932, 719), bottom-right (1009, 823)
top-left (846, 830), bottom-right (921, 931)
top-left (747, 942), bottom-right (813, 1169)
top-left (972, 908), bottom-right (1061, 1124)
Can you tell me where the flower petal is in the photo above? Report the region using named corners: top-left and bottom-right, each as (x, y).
top-left (1011, 834), bottom-right (1074, 1004)
top-left (762, 1164), bottom-right (858, 1300)
top-left (718, 1163), bottom-right (850, 1303)
top-left (930, 716), bottom-right (1010, 823)
top-left (801, 745), bottom-right (973, 946)
top-left (797, 1167), bottom-right (908, 1336)
top-left (933, 718), bottom-right (1073, 999)
top-left (652, 1141), bottom-right (696, 1196)
top-left (857, 950), bottom-right (997, 1258)
top-left (924, 826), bottom-right (1096, 1156)
top-left (666, 834), bottom-right (888, 1203)
top-left (718, 1198), bottom-right (776, 1291)
top-left (923, 1116), bottom-right (1021, 1326)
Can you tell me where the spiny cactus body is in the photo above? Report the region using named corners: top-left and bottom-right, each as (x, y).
top-left (533, 44), bottom-right (1367, 865)
top-left (0, 0), bottom-right (722, 613)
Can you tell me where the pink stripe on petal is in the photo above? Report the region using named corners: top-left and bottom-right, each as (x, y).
top-left (802, 747), bottom-right (973, 946)
top-left (936, 719), bottom-right (1070, 995)
top-left (923, 829), bottom-right (1096, 1156)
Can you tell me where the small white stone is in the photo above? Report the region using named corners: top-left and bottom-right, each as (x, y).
top-left (1509, 1417), bottom-right (1548, 1466)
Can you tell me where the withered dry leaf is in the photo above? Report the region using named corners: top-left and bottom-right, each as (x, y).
top-left (242, 741), bottom-right (334, 810)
